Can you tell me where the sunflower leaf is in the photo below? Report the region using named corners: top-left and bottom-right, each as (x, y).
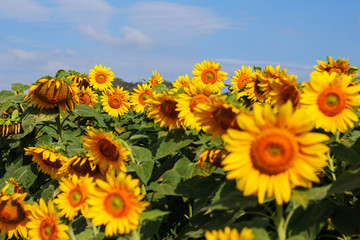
top-left (73, 104), bottom-right (106, 128)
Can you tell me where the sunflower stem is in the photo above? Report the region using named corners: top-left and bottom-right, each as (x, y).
top-left (335, 131), bottom-right (340, 142)
top-left (284, 204), bottom-right (300, 237)
top-left (118, 139), bottom-right (136, 163)
top-left (67, 222), bottom-right (76, 240)
top-left (327, 152), bottom-right (337, 181)
top-left (275, 204), bottom-right (286, 240)
top-left (56, 114), bottom-right (62, 142)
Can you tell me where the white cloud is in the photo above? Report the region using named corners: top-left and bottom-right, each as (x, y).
top-left (40, 60), bottom-right (71, 73)
top-left (0, 0), bottom-right (49, 21)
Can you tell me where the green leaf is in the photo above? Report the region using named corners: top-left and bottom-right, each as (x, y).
top-left (329, 168), bottom-right (360, 194)
top-left (129, 160), bottom-right (154, 185)
top-left (151, 84), bottom-right (167, 92)
top-left (11, 83), bottom-right (30, 93)
top-left (173, 157), bottom-right (195, 180)
top-left (93, 232), bottom-right (105, 240)
top-left (1, 162), bottom-right (37, 189)
top-left (331, 206), bottom-right (360, 235)
top-left (41, 184), bottom-right (55, 202)
top-left (147, 170), bottom-right (182, 196)
top-left (131, 146), bottom-right (152, 162)
top-left (75, 228), bottom-right (93, 240)
top-left (155, 134), bottom-right (193, 159)
top-left (140, 209), bottom-right (170, 221)
top-left (73, 104), bottom-right (106, 128)
top-left (252, 228), bottom-right (271, 240)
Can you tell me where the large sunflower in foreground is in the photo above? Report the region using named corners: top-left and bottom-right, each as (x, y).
top-left (148, 70), bottom-right (163, 88)
top-left (101, 87), bottom-right (131, 117)
top-left (24, 146), bottom-right (68, 179)
top-left (146, 92), bottom-right (183, 130)
top-left (89, 64), bottom-right (114, 91)
top-left (86, 172), bottom-right (149, 236)
top-left (230, 66), bottom-right (255, 98)
top-left (192, 60), bottom-right (228, 93)
top-left (82, 128), bottom-right (131, 173)
top-left (301, 71), bottom-right (360, 133)
top-left (78, 87), bottom-right (98, 107)
top-left (314, 56), bottom-right (358, 76)
top-left (24, 77), bottom-right (79, 113)
top-left (172, 74), bottom-right (191, 91)
top-left (0, 183), bottom-right (31, 239)
top-left (54, 174), bottom-right (95, 221)
top-left (27, 198), bottom-right (69, 240)
top-left (205, 227), bottom-right (254, 240)
top-left (130, 83), bottom-right (154, 113)
top-left (222, 102), bottom-right (330, 205)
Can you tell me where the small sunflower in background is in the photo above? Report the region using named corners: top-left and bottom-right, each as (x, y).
top-left (230, 66), bottom-right (255, 98)
top-left (205, 227), bottom-right (254, 240)
top-left (172, 74), bottom-right (191, 91)
top-left (77, 87), bottom-right (98, 107)
top-left (27, 198), bottom-right (69, 240)
top-left (301, 71), bottom-right (360, 133)
top-left (101, 86), bottom-right (131, 117)
top-left (89, 64), bottom-right (114, 91)
top-left (195, 149), bottom-right (226, 176)
top-left (82, 128), bottom-right (131, 173)
top-left (130, 83), bottom-right (154, 113)
top-left (86, 172), bottom-right (149, 237)
top-left (222, 102), bottom-right (330, 205)
top-left (67, 72), bottom-right (91, 88)
top-left (54, 174), bottom-right (95, 221)
top-left (314, 56), bottom-right (358, 76)
top-left (148, 70), bottom-right (163, 88)
top-left (0, 182), bottom-right (31, 239)
top-left (24, 146), bottom-right (68, 179)
top-left (192, 60), bottom-right (228, 93)
top-left (24, 77), bottom-right (79, 113)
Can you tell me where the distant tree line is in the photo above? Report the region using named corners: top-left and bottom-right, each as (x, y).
top-left (112, 78), bottom-right (173, 91)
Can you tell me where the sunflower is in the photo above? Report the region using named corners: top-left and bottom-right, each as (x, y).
top-left (268, 74), bottom-right (301, 110)
top-left (67, 72), bottom-right (90, 88)
top-left (192, 60), bottom-right (228, 93)
top-left (222, 102), bottom-right (330, 205)
top-left (82, 128), bottom-right (131, 173)
top-left (230, 66), bottom-right (255, 98)
top-left (77, 87), bottom-right (98, 107)
top-left (205, 227), bottom-right (254, 240)
top-left (241, 70), bottom-right (270, 104)
top-left (146, 92), bottom-right (183, 130)
top-left (53, 174), bottom-right (95, 221)
top-left (101, 86), bottom-right (131, 117)
top-left (1, 123), bottom-right (23, 137)
top-left (24, 77), bottom-right (79, 113)
top-left (148, 70), bottom-right (163, 88)
top-left (58, 154), bottom-right (103, 179)
top-left (176, 82), bottom-right (213, 131)
top-left (196, 149), bottom-right (226, 173)
top-left (24, 146), bottom-right (68, 179)
top-left (0, 183), bottom-right (31, 239)
top-left (130, 83), bottom-right (154, 113)
top-left (89, 64), bottom-right (114, 91)
top-left (194, 95), bottom-right (241, 140)
top-left (86, 172), bottom-right (149, 236)
top-left (301, 71), bottom-right (360, 133)
top-left (314, 56), bottom-right (358, 76)
top-left (172, 74), bottom-right (191, 91)
top-left (27, 198), bottom-right (69, 240)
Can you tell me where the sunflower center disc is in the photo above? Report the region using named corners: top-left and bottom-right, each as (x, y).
top-left (97, 139), bottom-right (120, 161)
top-left (40, 219), bottom-right (56, 239)
top-left (160, 100), bottom-right (179, 119)
top-left (109, 95), bottom-right (122, 109)
top-left (0, 200), bottom-right (26, 224)
top-left (280, 84), bottom-right (300, 107)
top-left (140, 93), bottom-right (150, 105)
top-left (202, 70), bottom-right (217, 84)
top-left (318, 88), bottom-right (346, 117)
top-left (106, 193), bottom-right (126, 217)
top-left (250, 128), bottom-right (298, 175)
top-left (96, 74), bottom-right (107, 84)
top-left (70, 189), bottom-right (83, 206)
top-left (237, 75), bottom-right (249, 89)
top-left (79, 93), bottom-right (91, 105)
top-left (213, 107), bottom-right (237, 131)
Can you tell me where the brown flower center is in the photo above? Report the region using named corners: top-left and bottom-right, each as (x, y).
top-left (95, 73), bottom-right (107, 84)
top-left (317, 88), bottom-right (346, 117)
top-left (250, 128), bottom-right (297, 175)
top-left (160, 99), bottom-right (179, 119)
top-left (42, 153), bottom-right (63, 169)
top-left (237, 75), bottom-right (250, 89)
top-left (109, 95), bottom-right (123, 109)
top-left (201, 70), bottom-right (217, 84)
top-left (97, 139), bottom-right (120, 161)
top-left (280, 83), bottom-right (300, 108)
top-left (0, 199), bottom-right (26, 224)
top-left (78, 92), bottom-right (91, 105)
top-left (35, 80), bottom-right (71, 104)
top-left (40, 218), bottom-right (57, 240)
top-left (212, 107), bottom-right (238, 131)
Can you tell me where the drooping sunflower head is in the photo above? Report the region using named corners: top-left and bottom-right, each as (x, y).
top-left (148, 70), bottom-right (163, 88)
top-left (0, 184), bottom-right (31, 239)
top-left (58, 154), bottom-right (104, 179)
top-left (24, 146), bottom-right (68, 179)
top-left (146, 92), bottom-right (183, 130)
top-left (86, 172), bottom-right (149, 236)
top-left (25, 77), bottom-right (79, 113)
top-left (53, 174), bottom-right (95, 221)
top-left (314, 56), bottom-right (358, 76)
top-left (27, 198), bottom-right (69, 240)
top-left (67, 72), bottom-right (91, 88)
top-left (301, 71), bottom-right (360, 133)
top-left (172, 74), bottom-right (191, 91)
top-left (241, 69), bottom-right (272, 104)
top-left (230, 66), bottom-right (255, 97)
top-left (89, 64), bottom-right (114, 91)
top-left (82, 128), bottom-right (131, 173)
top-left (222, 101), bottom-right (330, 205)
top-left (268, 74), bottom-right (301, 110)
top-left (205, 226), bottom-right (254, 240)
top-left (191, 60), bottom-right (228, 93)
top-left (130, 83), bottom-right (154, 113)
top-left (196, 149), bottom-right (226, 176)
top-left (77, 86), bottom-right (98, 107)
top-left (101, 86), bottom-right (131, 117)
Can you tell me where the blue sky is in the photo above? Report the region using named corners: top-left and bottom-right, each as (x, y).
top-left (1, 0), bottom-right (360, 90)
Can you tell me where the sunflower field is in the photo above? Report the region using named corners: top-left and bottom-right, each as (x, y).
top-left (1, 57), bottom-right (360, 240)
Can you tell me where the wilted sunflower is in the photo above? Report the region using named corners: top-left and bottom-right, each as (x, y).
top-left (176, 82), bottom-right (213, 131)
top-left (58, 154), bottom-right (103, 179)
top-left (269, 74), bottom-right (301, 110)
top-left (77, 87), bottom-right (98, 107)
top-left (194, 95), bottom-right (241, 140)
top-left (67, 72), bottom-right (90, 88)
top-left (301, 71), bottom-right (360, 133)
top-left (24, 77), bottom-right (79, 113)
top-left (82, 128), bottom-right (131, 173)
top-left (130, 83), bottom-right (154, 113)
top-left (86, 172), bottom-right (149, 236)
top-left (24, 146), bottom-right (68, 179)
top-left (146, 92), bottom-right (183, 130)
top-left (230, 66), bottom-right (255, 98)
top-left (205, 227), bottom-right (254, 240)
top-left (192, 60), bottom-right (228, 93)
top-left (89, 64), bottom-right (114, 91)
top-left (27, 198), bottom-right (69, 240)
top-left (148, 70), bottom-right (163, 88)
top-left (101, 86), bottom-right (131, 117)
top-left (0, 183), bottom-right (31, 239)
top-left (53, 174), bottom-right (95, 221)
top-left (222, 102), bottom-right (330, 205)
top-left (172, 74), bottom-right (191, 91)
top-left (314, 56), bottom-right (358, 76)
